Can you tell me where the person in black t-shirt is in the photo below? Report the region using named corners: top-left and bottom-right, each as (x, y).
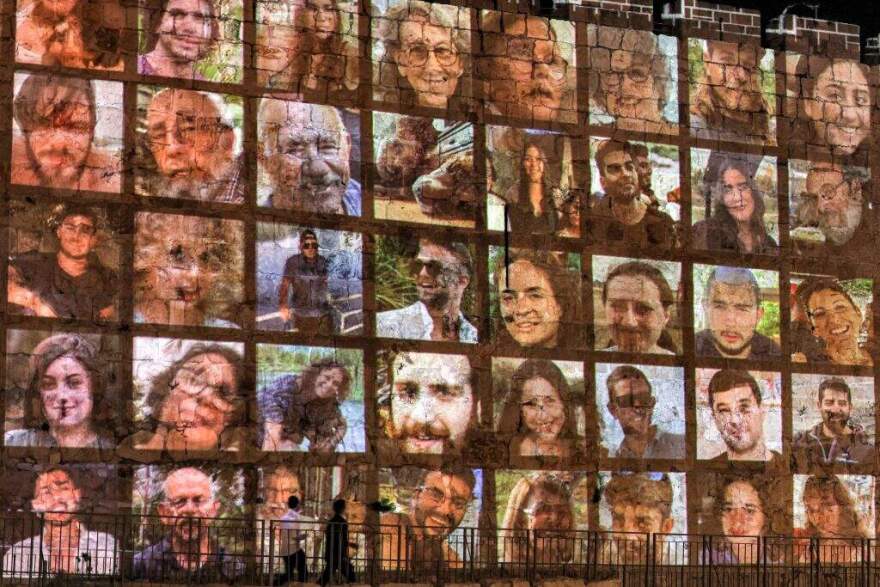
top-left (278, 229), bottom-right (332, 334)
top-left (8, 203), bottom-right (117, 320)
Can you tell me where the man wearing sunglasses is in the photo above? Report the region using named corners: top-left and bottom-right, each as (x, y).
top-left (8, 204), bottom-right (117, 320)
top-left (605, 365), bottom-right (684, 459)
top-left (377, 238), bottom-right (476, 343)
top-left (278, 229), bottom-right (333, 335)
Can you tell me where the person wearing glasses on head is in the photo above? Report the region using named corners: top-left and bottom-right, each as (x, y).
top-left (140, 0), bottom-right (221, 80)
top-left (604, 366), bottom-right (684, 459)
top-left (278, 230), bottom-right (333, 335)
top-left (8, 204), bottom-right (117, 320)
top-left (501, 473), bottom-right (576, 566)
top-left (374, 0), bottom-right (468, 110)
top-left (376, 238), bottom-right (476, 343)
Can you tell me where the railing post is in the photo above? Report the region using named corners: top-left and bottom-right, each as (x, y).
top-left (644, 533), bottom-right (652, 587)
top-left (701, 534), bottom-right (709, 587)
top-left (811, 536), bottom-right (819, 587)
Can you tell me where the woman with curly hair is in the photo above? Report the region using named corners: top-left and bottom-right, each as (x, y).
top-left (795, 475), bottom-right (870, 563)
top-left (500, 473), bottom-right (575, 566)
top-left (5, 333), bottom-right (115, 449)
top-left (497, 359), bottom-right (583, 459)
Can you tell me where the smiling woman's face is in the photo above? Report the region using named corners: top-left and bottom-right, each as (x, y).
top-left (807, 289), bottom-right (862, 352)
top-left (499, 260), bottom-right (562, 348)
top-left (807, 60), bottom-right (871, 156)
top-left (40, 356), bottom-right (94, 431)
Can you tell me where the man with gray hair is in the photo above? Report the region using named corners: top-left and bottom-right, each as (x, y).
top-left (695, 266), bottom-right (780, 359)
top-left (258, 98), bottom-right (361, 215)
top-left (132, 467), bottom-right (244, 582)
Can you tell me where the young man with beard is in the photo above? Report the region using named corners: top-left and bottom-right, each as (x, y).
top-left (133, 467), bottom-right (244, 582)
top-left (695, 267), bottom-right (781, 359)
top-left (139, 0), bottom-right (220, 79)
top-left (794, 163), bottom-right (873, 258)
top-left (792, 378), bottom-right (873, 468)
top-left (690, 40), bottom-right (770, 144)
top-left (707, 370), bottom-right (782, 465)
top-left (604, 365), bottom-right (684, 459)
top-left (141, 88), bottom-right (244, 203)
top-left (11, 73), bottom-right (120, 192)
top-left (8, 204), bottom-right (118, 320)
top-left (376, 239), bottom-right (476, 343)
top-left (590, 140), bottom-right (676, 248)
top-left (380, 467), bottom-right (476, 570)
top-left (258, 98), bottom-right (361, 214)
top-left (278, 230), bottom-right (333, 334)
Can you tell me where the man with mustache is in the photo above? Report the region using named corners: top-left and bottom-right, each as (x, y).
top-left (259, 98), bottom-right (361, 215)
top-left (278, 229), bottom-right (332, 334)
top-left (383, 352), bottom-right (476, 455)
top-left (11, 73), bottom-right (120, 192)
top-left (133, 467), bottom-right (244, 582)
top-left (380, 466), bottom-right (476, 570)
top-left (707, 370), bottom-right (781, 465)
top-left (793, 378), bottom-right (873, 468)
top-left (8, 204), bottom-right (118, 320)
top-left (794, 163), bottom-right (873, 258)
top-left (601, 261), bottom-right (677, 355)
top-left (695, 267), bottom-right (780, 359)
top-left (141, 88), bottom-right (244, 203)
top-left (139, 0), bottom-right (220, 79)
top-left (3, 468), bottom-right (117, 577)
top-left (605, 365), bottom-right (684, 459)
top-left (376, 238), bottom-right (476, 342)
top-left (590, 140), bottom-right (675, 248)
top-left (478, 12), bottom-right (572, 123)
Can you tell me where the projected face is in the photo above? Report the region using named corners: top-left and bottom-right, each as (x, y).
top-left (259, 467), bottom-right (302, 520)
top-left (498, 260), bottom-right (562, 348)
top-left (314, 367), bottom-right (347, 400)
top-left (806, 289), bottom-right (862, 353)
top-left (599, 148), bottom-right (639, 203)
top-left (720, 168), bottom-right (755, 224)
top-left (156, 0), bottom-right (216, 64)
top-left (520, 376), bottom-right (564, 441)
top-left (157, 468), bottom-right (221, 540)
top-left (706, 282), bottom-right (761, 356)
top-left (608, 376), bottom-right (654, 437)
top-left (820, 387), bottom-right (852, 436)
top-left (711, 384), bottom-right (763, 455)
top-left (601, 47), bottom-right (659, 122)
top-left (523, 145), bottom-right (546, 183)
top-left (604, 274), bottom-right (669, 353)
top-left (611, 501), bottom-right (670, 535)
top-left (411, 470), bottom-right (473, 538)
top-left (703, 42), bottom-right (762, 113)
top-left (395, 18), bottom-right (463, 109)
top-left (804, 490), bottom-right (844, 537)
top-left (40, 356), bottom-right (94, 431)
top-left (303, 0), bottom-right (338, 41)
top-left (807, 61), bottom-right (870, 156)
top-left (31, 469), bottom-right (81, 523)
top-left (412, 242), bottom-right (468, 312)
top-left (806, 165), bottom-right (863, 245)
top-left (720, 480), bottom-right (765, 541)
top-left (24, 92), bottom-right (93, 187)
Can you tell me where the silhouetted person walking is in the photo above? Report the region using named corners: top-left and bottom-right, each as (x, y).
top-left (319, 499), bottom-right (356, 585)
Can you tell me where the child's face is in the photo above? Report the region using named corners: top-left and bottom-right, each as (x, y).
top-left (314, 367), bottom-right (346, 400)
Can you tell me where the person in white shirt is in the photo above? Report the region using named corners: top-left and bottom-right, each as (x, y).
top-left (279, 496), bottom-right (310, 584)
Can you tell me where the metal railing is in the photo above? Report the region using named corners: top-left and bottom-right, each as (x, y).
top-left (1, 513), bottom-right (879, 585)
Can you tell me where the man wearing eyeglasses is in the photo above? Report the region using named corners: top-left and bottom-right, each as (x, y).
top-left (376, 238), bottom-right (476, 343)
top-left (139, 0), bottom-right (220, 79)
top-left (8, 204), bottom-right (118, 320)
top-left (793, 163), bottom-right (872, 259)
top-left (278, 229), bottom-right (333, 334)
top-left (133, 467), bottom-right (244, 582)
top-left (380, 466), bottom-right (476, 570)
top-left (141, 88), bottom-right (244, 203)
top-left (11, 73), bottom-right (120, 192)
top-left (478, 12), bottom-right (572, 123)
top-left (605, 365), bottom-right (684, 459)
top-left (707, 370), bottom-right (782, 465)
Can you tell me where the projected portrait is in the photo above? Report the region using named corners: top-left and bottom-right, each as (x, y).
top-left (375, 236), bottom-right (476, 343)
top-left (373, 112), bottom-right (476, 227)
top-left (1, 464), bottom-right (119, 578)
top-left (128, 337), bottom-right (247, 454)
top-left (477, 11), bottom-right (576, 124)
top-left (494, 358), bottom-right (585, 462)
top-left (693, 473), bottom-right (788, 564)
top-left (256, 224), bottom-right (363, 335)
top-left (693, 265), bottom-right (781, 360)
top-left (255, 0), bottom-right (359, 93)
top-left (595, 363), bottom-right (685, 461)
top-left (372, 0), bottom-right (470, 111)
top-left (139, 0), bottom-right (243, 82)
top-left (496, 471), bottom-right (589, 565)
top-left (696, 369), bottom-right (782, 465)
top-left (792, 374), bottom-right (874, 470)
top-left (691, 150), bottom-right (778, 255)
top-left (133, 212), bottom-right (244, 328)
top-left (377, 351), bottom-right (478, 456)
top-left (378, 466), bottom-right (481, 570)
top-left (593, 256), bottom-right (682, 356)
top-left (132, 465), bottom-right (246, 582)
top-left (490, 248), bottom-right (582, 351)
top-left (11, 73), bottom-right (122, 192)
top-left (785, 55), bottom-right (872, 163)
top-left (589, 139), bottom-right (680, 248)
top-left (257, 344), bottom-right (364, 453)
top-left (791, 274), bottom-right (873, 367)
top-left (793, 474), bottom-right (874, 563)
top-left (688, 39), bottom-right (776, 144)
top-left (136, 87), bottom-right (245, 204)
top-left (597, 472), bottom-right (687, 565)
top-left (487, 126), bottom-right (583, 238)
top-left (4, 331), bottom-right (119, 450)
top-left (7, 202), bottom-right (122, 321)
top-left (258, 98), bottom-right (361, 215)
top-left (788, 160), bottom-right (873, 259)
top-left (589, 26), bottom-right (678, 134)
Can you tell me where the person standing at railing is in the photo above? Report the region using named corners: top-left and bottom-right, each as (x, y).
top-left (319, 499), bottom-right (356, 585)
top-left (278, 495), bottom-right (309, 585)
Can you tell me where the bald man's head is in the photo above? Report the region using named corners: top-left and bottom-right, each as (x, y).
top-left (158, 467), bottom-right (221, 539)
top-left (259, 98), bottom-right (352, 213)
